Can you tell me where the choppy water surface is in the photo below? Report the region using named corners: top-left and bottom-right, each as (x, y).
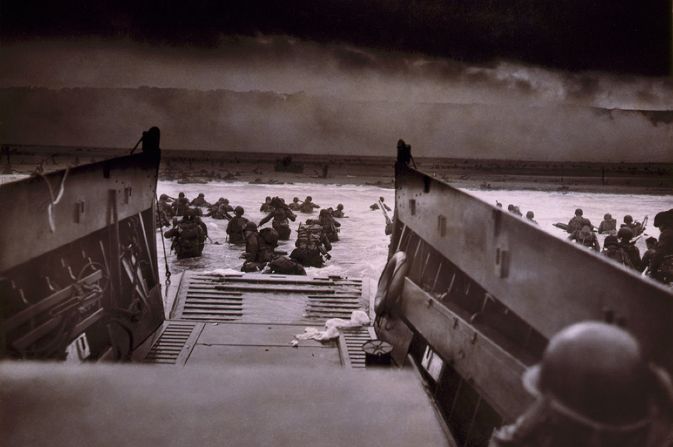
top-left (156, 181), bottom-right (672, 285)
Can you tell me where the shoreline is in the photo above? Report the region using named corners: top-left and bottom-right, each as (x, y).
top-left (1, 145), bottom-right (670, 195)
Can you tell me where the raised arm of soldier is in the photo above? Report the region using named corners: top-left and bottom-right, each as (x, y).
top-left (259, 212), bottom-right (274, 227)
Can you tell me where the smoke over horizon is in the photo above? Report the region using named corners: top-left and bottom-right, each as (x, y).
top-left (2, 86), bottom-right (671, 163)
top-left (1, 36), bottom-right (671, 162)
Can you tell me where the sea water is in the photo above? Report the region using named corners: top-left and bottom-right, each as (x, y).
top-left (156, 180), bottom-right (672, 288)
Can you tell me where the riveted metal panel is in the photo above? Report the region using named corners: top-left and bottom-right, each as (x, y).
top-left (0, 152), bottom-right (159, 272)
top-left (394, 162), bottom-right (673, 370)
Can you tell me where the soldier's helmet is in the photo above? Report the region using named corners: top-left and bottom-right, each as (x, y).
top-left (234, 206), bottom-right (244, 215)
top-left (617, 227), bottom-right (634, 240)
top-left (293, 197), bottom-right (300, 202)
top-left (604, 235), bottom-right (619, 247)
top-left (183, 208), bottom-right (194, 218)
top-left (198, 193), bottom-right (205, 197)
top-left (645, 236), bottom-right (657, 247)
top-left (624, 215), bottom-right (633, 224)
top-left (526, 211), bottom-right (534, 219)
top-left (604, 213), bottom-right (612, 220)
top-left (575, 208), bottom-right (583, 216)
top-left (653, 209), bottom-right (673, 229)
top-left (179, 192), bottom-right (185, 198)
top-left (261, 228), bottom-right (279, 246)
top-left (379, 196), bottom-right (385, 201)
top-left (523, 321), bottom-right (655, 427)
top-left (579, 225), bottom-right (592, 238)
top-left (160, 194), bottom-right (168, 200)
top-left (337, 204), bottom-right (344, 210)
top-left (306, 196), bottom-right (312, 201)
top-left (245, 222), bottom-right (258, 232)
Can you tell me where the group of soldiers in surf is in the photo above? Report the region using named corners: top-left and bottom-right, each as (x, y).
top-left (561, 208), bottom-right (673, 285)
top-left (248, 195), bottom-right (345, 274)
top-left (498, 201), bottom-right (538, 224)
top-left (157, 192), bottom-right (346, 275)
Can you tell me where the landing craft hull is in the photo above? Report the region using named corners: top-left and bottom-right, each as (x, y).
top-left (375, 143), bottom-right (673, 446)
top-left (0, 132), bottom-right (164, 361)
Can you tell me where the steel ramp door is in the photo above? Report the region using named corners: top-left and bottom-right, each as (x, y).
top-left (136, 272), bottom-right (374, 368)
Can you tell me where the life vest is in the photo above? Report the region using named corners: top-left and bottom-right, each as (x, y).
top-left (295, 224), bottom-right (323, 251)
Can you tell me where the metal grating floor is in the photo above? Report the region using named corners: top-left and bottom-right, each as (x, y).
top-left (340, 327), bottom-right (377, 368)
top-left (172, 272), bottom-right (364, 324)
top-left (143, 322), bottom-right (198, 365)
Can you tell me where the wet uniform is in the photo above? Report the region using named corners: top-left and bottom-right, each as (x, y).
top-left (318, 210), bottom-right (341, 242)
top-left (164, 218), bottom-right (206, 259)
top-left (157, 198), bottom-right (174, 228)
top-left (290, 223), bottom-right (332, 267)
top-left (242, 227), bottom-right (277, 272)
top-left (173, 197), bottom-right (190, 216)
top-left (260, 208), bottom-right (292, 240)
top-left (598, 218), bottom-right (617, 234)
top-left (299, 201), bottom-right (320, 213)
top-left (567, 216), bottom-right (592, 234)
top-left (288, 199), bottom-right (302, 211)
top-left (226, 215), bottom-right (249, 244)
top-left (568, 229), bottom-right (600, 251)
top-left (619, 241), bottom-right (641, 271)
top-left (190, 195), bottom-right (210, 207)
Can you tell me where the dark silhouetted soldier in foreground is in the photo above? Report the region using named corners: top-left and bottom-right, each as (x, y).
top-left (164, 209), bottom-right (206, 259)
top-left (490, 321), bottom-right (673, 447)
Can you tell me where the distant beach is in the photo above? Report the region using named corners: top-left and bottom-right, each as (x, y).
top-left (2, 145), bottom-right (672, 194)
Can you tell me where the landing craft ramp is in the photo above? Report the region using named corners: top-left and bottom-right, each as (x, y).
top-left (3, 271), bottom-right (455, 447)
top-left (133, 272), bottom-right (376, 368)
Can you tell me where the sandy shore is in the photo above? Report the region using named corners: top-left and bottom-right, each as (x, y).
top-left (2, 146), bottom-right (671, 195)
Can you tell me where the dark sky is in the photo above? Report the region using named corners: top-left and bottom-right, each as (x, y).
top-left (2, 0), bottom-right (671, 76)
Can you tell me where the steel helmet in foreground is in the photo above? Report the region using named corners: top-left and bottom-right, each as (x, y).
top-left (523, 322), bottom-right (672, 440)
